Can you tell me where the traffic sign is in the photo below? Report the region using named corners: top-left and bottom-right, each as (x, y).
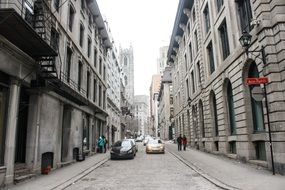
top-left (251, 86), bottom-right (264, 101)
top-left (246, 77), bottom-right (269, 85)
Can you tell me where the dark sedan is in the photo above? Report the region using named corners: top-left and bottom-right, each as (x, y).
top-left (110, 140), bottom-right (136, 160)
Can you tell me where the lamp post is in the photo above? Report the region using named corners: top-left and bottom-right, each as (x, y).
top-left (239, 31), bottom-right (275, 175)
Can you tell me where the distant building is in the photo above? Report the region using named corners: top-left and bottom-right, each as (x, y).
top-left (149, 74), bottom-right (161, 137)
top-left (133, 95), bottom-right (149, 135)
top-left (158, 67), bottom-right (173, 140)
top-left (157, 46), bottom-right (168, 75)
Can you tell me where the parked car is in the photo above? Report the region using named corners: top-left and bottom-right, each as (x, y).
top-left (146, 139), bottom-right (165, 154)
top-left (110, 140), bottom-right (136, 159)
top-left (126, 138), bottom-right (138, 152)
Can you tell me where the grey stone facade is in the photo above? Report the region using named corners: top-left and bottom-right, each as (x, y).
top-left (0, 0), bottom-right (111, 185)
top-left (133, 95), bottom-right (149, 136)
top-left (168, 0), bottom-right (285, 174)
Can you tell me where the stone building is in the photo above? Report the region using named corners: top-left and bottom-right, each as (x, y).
top-left (133, 95), bottom-right (149, 136)
top-left (157, 46), bottom-right (169, 75)
top-left (0, 0), bottom-right (111, 185)
top-left (168, 0), bottom-right (285, 174)
top-left (105, 24), bottom-right (121, 145)
top-left (119, 46), bottom-right (134, 105)
top-left (158, 67), bottom-right (174, 140)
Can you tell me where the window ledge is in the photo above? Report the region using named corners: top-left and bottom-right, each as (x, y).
top-left (0, 166), bottom-right (6, 172)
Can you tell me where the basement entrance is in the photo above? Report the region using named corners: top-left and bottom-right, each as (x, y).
top-left (15, 87), bottom-right (30, 163)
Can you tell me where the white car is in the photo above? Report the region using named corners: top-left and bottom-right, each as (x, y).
top-left (126, 139), bottom-right (138, 152)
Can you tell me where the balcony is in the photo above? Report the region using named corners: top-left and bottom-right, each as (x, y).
top-left (0, 0), bottom-right (57, 59)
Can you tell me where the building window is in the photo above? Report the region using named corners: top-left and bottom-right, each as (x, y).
top-left (94, 49), bottom-right (97, 68)
top-left (99, 85), bottom-right (102, 107)
top-left (103, 66), bottom-right (106, 80)
top-left (226, 81), bottom-right (236, 135)
top-left (186, 79), bottom-right (190, 98)
top-left (93, 79), bottom-right (97, 102)
top-left (192, 8), bottom-right (196, 23)
top-left (68, 5), bottom-right (75, 31)
top-left (236, 0), bottom-right (253, 32)
top-left (248, 63), bottom-right (264, 132)
top-left (81, 0), bottom-right (85, 10)
top-left (199, 100), bottom-right (205, 138)
top-left (210, 91), bottom-right (219, 136)
top-left (103, 90), bottom-right (106, 109)
top-left (184, 54), bottom-right (188, 71)
top-left (124, 57), bottom-right (128, 65)
top-left (194, 31), bottom-right (198, 54)
top-left (78, 61), bottom-right (83, 91)
top-left (87, 37), bottom-right (91, 57)
top-left (99, 58), bottom-right (102, 75)
top-left (0, 86), bottom-right (8, 166)
top-left (191, 71), bottom-right (195, 94)
top-left (50, 27), bottom-right (59, 51)
top-left (66, 47), bottom-right (72, 82)
top-left (207, 42), bottom-right (215, 74)
top-left (255, 141), bottom-right (266, 160)
top-left (88, 13), bottom-right (92, 26)
top-left (197, 61), bottom-right (201, 84)
top-left (79, 24), bottom-right (84, 47)
top-left (87, 71), bottom-right (90, 98)
top-left (189, 43), bottom-right (193, 63)
top-left (219, 20), bottom-right (230, 60)
top-left (216, 0), bottom-right (224, 13)
top-left (229, 141), bottom-right (236, 154)
top-left (203, 5), bottom-right (211, 33)
top-left (54, 0), bottom-right (60, 12)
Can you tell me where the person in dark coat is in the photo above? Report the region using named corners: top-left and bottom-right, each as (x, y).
top-left (177, 134), bottom-right (182, 151)
top-left (102, 135), bottom-right (108, 153)
top-left (182, 135), bottom-right (187, 151)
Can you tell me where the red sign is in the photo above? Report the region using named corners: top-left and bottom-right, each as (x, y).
top-left (246, 77), bottom-right (269, 85)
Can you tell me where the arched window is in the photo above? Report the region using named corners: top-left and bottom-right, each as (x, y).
top-left (192, 105), bottom-right (197, 138)
top-left (199, 100), bottom-right (205, 138)
top-left (248, 63), bottom-right (264, 132)
top-left (124, 76), bottom-right (128, 85)
top-left (226, 80), bottom-right (236, 135)
top-left (124, 57), bottom-right (128, 66)
top-left (210, 91), bottom-right (218, 136)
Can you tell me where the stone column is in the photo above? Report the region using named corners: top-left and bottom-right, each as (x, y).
top-left (4, 79), bottom-right (20, 184)
top-left (26, 91), bottom-right (42, 172)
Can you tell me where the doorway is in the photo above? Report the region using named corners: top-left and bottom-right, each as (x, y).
top-left (61, 105), bottom-right (71, 162)
top-left (15, 87), bottom-right (30, 163)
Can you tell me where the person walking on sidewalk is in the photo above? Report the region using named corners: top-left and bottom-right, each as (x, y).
top-left (177, 134), bottom-right (182, 151)
top-left (182, 135), bottom-right (187, 151)
top-left (102, 135), bottom-right (108, 153)
top-left (97, 136), bottom-right (104, 153)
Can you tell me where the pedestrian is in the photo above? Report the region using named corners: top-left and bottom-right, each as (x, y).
top-left (177, 134), bottom-right (182, 151)
top-left (182, 135), bottom-right (187, 151)
top-left (102, 135), bottom-right (108, 153)
top-left (97, 136), bottom-right (104, 153)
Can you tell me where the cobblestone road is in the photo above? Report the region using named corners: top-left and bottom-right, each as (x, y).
top-left (65, 143), bottom-right (221, 190)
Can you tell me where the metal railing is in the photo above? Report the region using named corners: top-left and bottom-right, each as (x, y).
top-left (0, 0), bottom-right (55, 49)
top-left (60, 71), bottom-right (87, 98)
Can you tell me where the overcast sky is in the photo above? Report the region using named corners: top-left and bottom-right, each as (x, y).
top-left (97, 0), bottom-right (179, 95)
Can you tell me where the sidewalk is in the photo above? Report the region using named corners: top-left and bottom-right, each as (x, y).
top-left (166, 143), bottom-right (285, 190)
top-left (4, 153), bottom-right (109, 190)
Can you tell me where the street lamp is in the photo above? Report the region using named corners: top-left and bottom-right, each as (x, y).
top-left (239, 31), bottom-right (275, 175)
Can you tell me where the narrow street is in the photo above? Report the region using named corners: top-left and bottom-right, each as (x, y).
top-left (65, 143), bottom-right (220, 190)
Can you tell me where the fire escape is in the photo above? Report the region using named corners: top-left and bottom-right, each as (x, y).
top-left (0, 0), bottom-right (88, 105)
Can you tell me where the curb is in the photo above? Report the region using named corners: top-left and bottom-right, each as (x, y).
top-left (168, 150), bottom-right (241, 190)
top-left (51, 156), bottom-right (109, 190)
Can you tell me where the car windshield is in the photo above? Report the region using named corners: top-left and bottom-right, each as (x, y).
top-left (113, 140), bottom-right (132, 147)
top-left (148, 139), bottom-right (162, 144)
top-left (122, 140), bottom-right (132, 147)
